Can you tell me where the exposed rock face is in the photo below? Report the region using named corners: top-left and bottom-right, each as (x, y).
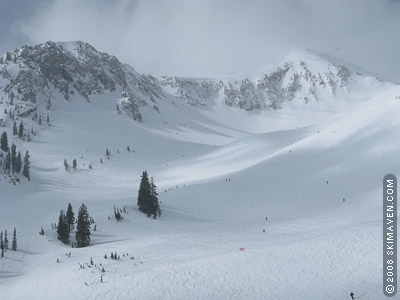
top-left (0, 42), bottom-right (386, 125)
top-left (0, 41), bottom-right (165, 122)
top-left (160, 52), bottom-right (381, 111)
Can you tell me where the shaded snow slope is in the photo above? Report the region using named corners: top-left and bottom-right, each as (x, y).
top-left (0, 41), bottom-right (399, 300)
top-left (0, 83), bottom-right (399, 299)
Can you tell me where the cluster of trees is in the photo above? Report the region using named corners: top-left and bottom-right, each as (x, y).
top-left (0, 228), bottom-right (17, 257)
top-left (64, 158), bottom-right (78, 171)
top-left (112, 205), bottom-right (128, 222)
top-left (1, 131), bottom-right (30, 180)
top-left (137, 171), bottom-right (161, 219)
top-left (57, 203), bottom-right (91, 248)
top-left (12, 121), bottom-right (25, 138)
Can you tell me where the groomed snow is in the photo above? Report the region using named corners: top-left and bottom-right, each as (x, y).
top-left (1, 80), bottom-right (399, 299)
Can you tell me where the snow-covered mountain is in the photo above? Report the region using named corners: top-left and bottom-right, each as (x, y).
top-left (161, 48), bottom-right (388, 110)
top-left (0, 41), bottom-right (164, 122)
top-left (0, 41), bottom-right (391, 128)
top-left (0, 41), bottom-right (398, 300)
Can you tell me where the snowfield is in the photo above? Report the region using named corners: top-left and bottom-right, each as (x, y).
top-left (1, 47), bottom-right (399, 300)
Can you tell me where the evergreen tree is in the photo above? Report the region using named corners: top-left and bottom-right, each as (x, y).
top-left (18, 121), bottom-right (24, 138)
top-left (64, 159), bottom-right (68, 171)
top-left (137, 171), bottom-right (151, 213)
top-left (57, 210), bottom-right (69, 244)
top-left (0, 231), bottom-right (4, 258)
top-left (75, 204), bottom-right (91, 248)
top-left (149, 177), bottom-right (160, 219)
top-left (12, 228), bottom-right (17, 251)
top-left (73, 159), bottom-right (77, 170)
top-left (13, 121), bottom-right (18, 136)
top-left (4, 230), bottom-right (8, 250)
top-left (1, 131), bottom-right (8, 152)
top-left (15, 151), bottom-right (22, 173)
top-left (5, 151), bottom-right (11, 173)
top-left (66, 203), bottom-right (75, 233)
top-left (23, 151), bottom-right (30, 180)
top-left (11, 143), bottom-right (16, 173)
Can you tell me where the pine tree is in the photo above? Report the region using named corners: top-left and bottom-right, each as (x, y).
top-left (13, 121), bottom-right (18, 136)
top-left (0, 231), bottom-right (4, 258)
top-left (9, 92), bottom-right (14, 105)
top-left (1, 131), bottom-right (8, 152)
top-left (57, 210), bottom-right (69, 244)
top-left (18, 121), bottom-right (24, 138)
top-left (137, 171), bottom-right (151, 213)
top-left (73, 159), bottom-right (77, 170)
top-left (75, 204), bottom-right (91, 248)
top-left (66, 203), bottom-right (75, 233)
top-left (5, 151), bottom-right (11, 173)
top-left (64, 159), bottom-right (68, 171)
top-left (4, 230), bottom-right (8, 250)
top-left (15, 151), bottom-right (22, 173)
top-left (11, 143), bottom-right (16, 173)
top-left (12, 228), bottom-right (17, 251)
top-left (150, 176), bottom-right (160, 219)
top-left (23, 151), bottom-right (30, 180)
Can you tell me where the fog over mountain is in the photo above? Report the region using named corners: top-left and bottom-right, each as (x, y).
top-left (0, 2), bottom-right (398, 300)
top-left (1, 0), bottom-right (400, 82)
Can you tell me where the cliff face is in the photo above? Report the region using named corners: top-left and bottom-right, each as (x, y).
top-left (0, 41), bottom-right (165, 122)
top-left (160, 49), bottom-right (387, 111)
top-left (0, 42), bottom-right (388, 126)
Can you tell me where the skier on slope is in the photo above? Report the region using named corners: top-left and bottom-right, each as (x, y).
top-left (350, 292), bottom-right (355, 300)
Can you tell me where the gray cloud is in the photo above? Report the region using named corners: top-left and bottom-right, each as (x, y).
top-left (1, 0), bottom-right (399, 82)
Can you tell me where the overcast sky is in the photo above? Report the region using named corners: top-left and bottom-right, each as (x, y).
top-left (0, 0), bottom-right (399, 82)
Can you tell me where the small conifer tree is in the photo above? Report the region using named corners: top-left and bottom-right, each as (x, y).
top-left (57, 210), bottom-right (69, 244)
top-left (137, 171), bottom-right (151, 213)
top-left (5, 151), bottom-right (11, 173)
top-left (0, 231), bottom-right (4, 257)
top-left (18, 121), bottom-right (24, 138)
top-left (66, 203), bottom-right (75, 233)
top-left (15, 151), bottom-right (22, 173)
top-left (23, 151), bottom-right (30, 180)
top-left (12, 228), bottom-right (17, 251)
top-left (1, 131), bottom-right (8, 152)
top-left (4, 230), bottom-right (8, 250)
top-left (11, 143), bottom-right (16, 173)
top-left (75, 204), bottom-right (91, 248)
top-left (13, 121), bottom-right (18, 136)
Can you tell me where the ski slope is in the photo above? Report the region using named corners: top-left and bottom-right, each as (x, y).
top-left (1, 80), bottom-right (400, 299)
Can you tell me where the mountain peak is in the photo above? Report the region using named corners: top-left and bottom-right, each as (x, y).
top-left (0, 41), bottom-right (393, 127)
